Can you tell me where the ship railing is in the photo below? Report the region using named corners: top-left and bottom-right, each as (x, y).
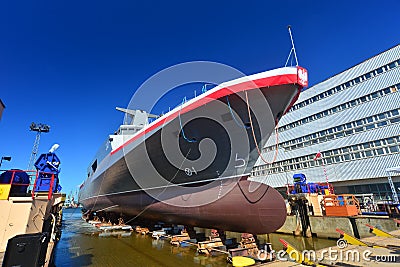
top-left (149, 84), bottom-right (214, 123)
top-left (0, 169), bottom-right (56, 200)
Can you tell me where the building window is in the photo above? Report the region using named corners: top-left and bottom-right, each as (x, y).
top-left (365, 150), bottom-right (373, 157)
top-left (377, 121), bottom-right (387, 127)
top-left (378, 113), bottom-right (386, 120)
top-left (376, 148), bottom-right (385, 155)
top-left (374, 140), bottom-right (382, 147)
top-left (390, 110), bottom-right (399, 116)
top-left (365, 124), bottom-right (375, 130)
top-left (391, 117), bottom-right (400, 123)
top-left (363, 143), bottom-right (371, 149)
top-left (335, 132), bottom-right (344, 138)
top-left (389, 146), bottom-right (399, 153)
top-left (387, 138), bottom-right (395, 144)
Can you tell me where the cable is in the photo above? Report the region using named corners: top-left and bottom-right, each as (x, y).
top-left (226, 95), bottom-right (248, 129)
top-left (245, 91), bottom-right (279, 164)
top-left (178, 98), bottom-right (197, 143)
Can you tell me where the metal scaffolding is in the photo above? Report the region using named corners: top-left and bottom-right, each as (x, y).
top-left (386, 166), bottom-right (400, 204)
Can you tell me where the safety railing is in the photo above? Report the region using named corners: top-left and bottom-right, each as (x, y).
top-left (31, 171), bottom-right (56, 200)
top-left (322, 194), bottom-right (360, 208)
top-left (0, 169), bottom-right (57, 200)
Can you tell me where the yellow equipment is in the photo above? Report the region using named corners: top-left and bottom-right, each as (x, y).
top-left (279, 239), bottom-right (327, 266)
top-left (232, 256), bottom-right (255, 267)
top-left (366, 224), bottom-right (397, 238)
top-left (336, 228), bottom-right (383, 248)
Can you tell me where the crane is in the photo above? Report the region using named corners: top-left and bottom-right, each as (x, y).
top-left (27, 122), bottom-right (50, 170)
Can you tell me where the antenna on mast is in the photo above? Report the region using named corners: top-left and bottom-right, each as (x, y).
top-left (285, 25), bottom-right (299, 67)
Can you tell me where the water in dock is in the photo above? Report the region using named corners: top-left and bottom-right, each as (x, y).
top-left (54, 209), bottom-right (336, 266)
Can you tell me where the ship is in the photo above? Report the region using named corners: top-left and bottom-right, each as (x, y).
top-left (78, 65), bottom-right (308, 234)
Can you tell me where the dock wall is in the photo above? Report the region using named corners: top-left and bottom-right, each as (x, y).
top-left (276, 215), bottom-right (399, 239)
top-left (195, 215), bottom-right (399, 240)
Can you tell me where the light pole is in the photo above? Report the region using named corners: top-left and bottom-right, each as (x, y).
top-left (27, 122), bottom-right (50, 170)
top-left (0, 156), bottom-right (11, 168)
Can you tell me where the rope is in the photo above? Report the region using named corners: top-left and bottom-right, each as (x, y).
top-left (244, 91), bottom-right (279, 164)
top-left (178, 98), bottom-right (197, 143)
top-left (321, 160), bottom-right (329, 184)
top-left (226, 95), bottom-right (248, 129)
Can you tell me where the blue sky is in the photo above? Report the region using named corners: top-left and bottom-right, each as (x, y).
top-left (1, 0), bottom-right (399, 196)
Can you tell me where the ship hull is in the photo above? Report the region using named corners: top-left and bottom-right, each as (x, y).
top-left (81, 177), bottom-right (285, 234)
top-left (79, 66), bottom-right (307, 234)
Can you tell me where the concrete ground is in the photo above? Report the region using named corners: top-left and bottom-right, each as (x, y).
top-left (259, 230), bottom-right (400, 266)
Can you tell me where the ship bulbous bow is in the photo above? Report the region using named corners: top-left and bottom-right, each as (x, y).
top-left (147, 177), bottom-right (287, 234)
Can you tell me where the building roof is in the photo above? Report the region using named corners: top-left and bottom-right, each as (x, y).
top-left (386, 166), bottom-right (400, 173)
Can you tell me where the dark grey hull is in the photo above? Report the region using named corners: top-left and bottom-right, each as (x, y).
top-left (79, 80), bottom-right (301, 234)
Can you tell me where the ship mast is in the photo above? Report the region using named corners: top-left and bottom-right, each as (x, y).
top-left (285, 25), bottom-right (299, 67)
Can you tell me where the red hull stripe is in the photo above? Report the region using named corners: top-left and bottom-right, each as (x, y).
top-left (111, 72), bottom-right (301, 155)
